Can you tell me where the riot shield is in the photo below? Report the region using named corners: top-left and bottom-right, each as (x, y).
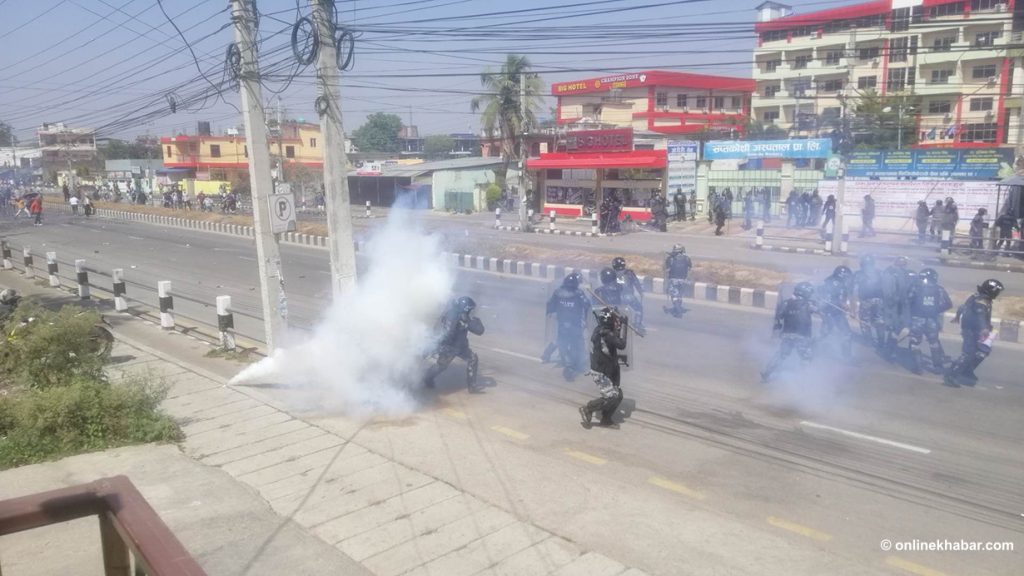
top-left (618, 307), bottom-right (636, 371)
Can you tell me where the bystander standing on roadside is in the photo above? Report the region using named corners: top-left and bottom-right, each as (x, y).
top-left (29, 194), bottom-right (42, 226)
top-left (69, 194), bottom-right (80, 215)
top-left (83, 195), bottom-right (93, 217)
top-left (62, 183), bottom-right (70, 202)
top-left (13, 195), bottom-right (27, 218)
top-left (821, 194), bottom-right (836, 232)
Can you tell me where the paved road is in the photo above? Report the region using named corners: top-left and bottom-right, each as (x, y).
top-left (2, 213), bottom-right (1021, 575)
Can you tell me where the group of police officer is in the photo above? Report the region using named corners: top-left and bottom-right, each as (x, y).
top-left (762, 255), bottom-right (1005, 388)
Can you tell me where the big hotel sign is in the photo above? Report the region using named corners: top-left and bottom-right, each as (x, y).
top-left (553, 73), bottom-right (649, 95)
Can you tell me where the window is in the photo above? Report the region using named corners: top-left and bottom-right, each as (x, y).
top-left (713, 96), bottom-right (725, 109)
top-left (961, 122), bottom-right (998, 143)
top-left (731, 96), bottom-right (742, 109)
top-left (932, 36), bottom-right (955, 52)
top-left (765, 59), bottom-right (782, 72)
top-left (793, 55), bottom-right (811, 70)
top-left (890, 37), bottom-right (909, 63)
top-left (890, 7), bottom-right (911, 32)
top-left (285, 145), bottom-right (295, 158)
top-left (165, 146), bottom-right (172, 158)
top-left (656, 92), bottom-right (668, 107)
top-left (858, 46), bottom-right (880, 60)
top-left (930, 69), bottom-right (954, 84)
top-left (975, 30), bottom-right (1001, 47)
top-left (971, 0), bottom-right (1002, 10)
top-left (309, 137), bottom-right (317, 148)
top-left (857, 76), bottom-right (877, 89)
top-left (930, 2), bottom-right (963, 17)
top-left (696, 96), bottom-right (707, 109)
top-left (210, 144), bottom-right (221, 158)
top-left (546, 169), bottom-right (563, 179)
top-left (888, 68), bottom-right (910, 91)
top-left (819, 78), bottom-right (844, 93)
top-left (824, 50), bottom-right (842, 65)
top-left (763, 85), bottom-right (779, 98)
top-left (928, 100), bottom-right (952, 114)
top-left (791, 26), bottom-right (813, 38)
top-left (762, 30), bottom-right (787, 43)
top-left (970, 97), bottom-right (994, 111)
top-left (763, 110), bottom-right (780, 123)
top-left (677, 94), bottom-right (688, 108)
top-left (972, 64), bottom-right (997, 80)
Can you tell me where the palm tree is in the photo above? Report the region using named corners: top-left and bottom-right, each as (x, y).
top-left (470, 55), bottom-right (543, 184)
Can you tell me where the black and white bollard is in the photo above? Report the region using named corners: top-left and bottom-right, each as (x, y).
top-left (495, 207), bottom-right (501, 229)
top-left (216, 295), bottom-right (236, 351)
top-left (549, 210), bottom-right (556, 232)
top-left (940, 229), bottom-right (951, 256)
top-left (46, 252), bottom-right (60, 288)
top-left (755, 221), bottom-right (765, 248)
top-left (1, 240), bottom-right (12, 270)
top-left (112, 268), bottom-right (128, 312)
top-left (22, 247), bottom-right (33, 279)
top-left (823, 222), bottom-right (834, 252)
top-left (840, 223), bottom-right (850, 254)
top-left (591, 212), bottom-right (599, 234)
top-left (158, 281), bottom-right (174, 329)
top-left (365, 200), bottom-right (372, 218)
top-left (75, 259), bottom-right (90, 300)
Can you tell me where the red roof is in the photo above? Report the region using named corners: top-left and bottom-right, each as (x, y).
top-left (527, 150), bottom-right (667, 170)
top-left (552, 70), bottom-right (754, 96)
top-left (755, 0), bottom-right (955, 33)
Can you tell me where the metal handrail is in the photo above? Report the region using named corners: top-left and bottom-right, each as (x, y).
top-left (0, 475), bottom-right (206, 576)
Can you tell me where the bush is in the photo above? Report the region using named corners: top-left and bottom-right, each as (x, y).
top-left (484, 183), bottom-right (502, 211)
top-left (0, 303), bottom-right (108, 389)
top-left (0, 376), bottom-right (182, 469)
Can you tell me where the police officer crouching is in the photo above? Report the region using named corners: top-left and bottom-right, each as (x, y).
top-left (542, 272), bottom-right (590, 380)
top-left (905, 268), bottom-right (952, 374)
top-left (579, 306), bottom-right (627, 428)
top-left (761, 282), bottom-right (818, 383)
top-left (425, 296), bottom-right (485, 392)
top-left (945, 279), bottom-right (1004, 388)
top-left (663, 244), bottom-right (692, 318)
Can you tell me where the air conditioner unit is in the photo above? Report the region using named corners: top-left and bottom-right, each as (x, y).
top-left (871, 58), bottom-right (880, 66)
top-left (996, 3), bottom-right (1006, 12)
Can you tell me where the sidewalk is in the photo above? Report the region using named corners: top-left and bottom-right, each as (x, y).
top-left (0, 272), bottom-right (650, 576)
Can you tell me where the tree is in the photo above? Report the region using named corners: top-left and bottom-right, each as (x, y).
top-left (352, 113), bottom-right (403, 153)
top-left (470, 54), bottom-right (543, 181)
top-left (101, 137), bottom-right (161, 160)
top-left (423, 135), bottom-right (454, 160)
top-left (0, 121), bottom-right (12, 147)
top-left (850, 90), bottom-right (920, 150)
top-left (744, 120), bottom-right (789, 140)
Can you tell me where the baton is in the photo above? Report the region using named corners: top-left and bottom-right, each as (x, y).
top-left (587, 287), bottom-right (645, 338)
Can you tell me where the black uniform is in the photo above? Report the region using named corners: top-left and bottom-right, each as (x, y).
top-left (581, 320), bottom-right (627, 426)
top-left (819, 274), bottom-right (853, 358)
top-left (542, 285), bottom-right (590, 378)
top-left (853, 266), bottom-right (885, 347)
top-left (761, 294), bottom-right (817, 382)
top-left (946, 294), bottom-right (994, 386)
top-left (881, 264), bottom-right (912, 357)
top-left (663, 251), bottom-right (692, 317)
top-left (424, 301), bottom-right (485, 391)
top-left (594, 281), bottom-right (622, 307)
top-left (906, 280), bottom-right (952, 374)
top-left (615, 268), bottom-right (646, 334)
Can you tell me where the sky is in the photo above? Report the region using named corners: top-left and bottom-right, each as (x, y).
top-left (0, 0), bottom-right (848, 143)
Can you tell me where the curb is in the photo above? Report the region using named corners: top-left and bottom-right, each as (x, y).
top-left (494, 224), bottom-right (613, 238)
top-left (933, 257), bottom-right (1024, 274)
top-left (752, 244), bottom-right (836, 256)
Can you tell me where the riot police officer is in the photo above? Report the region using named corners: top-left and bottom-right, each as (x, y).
top-left (424, 296), bottom-right (485, 392)
top-left (761, 282), bottom-right (818, 383)
top-left (945, 279), bottom-right (1004, 387)
top-left (881, 256), bottom-right (913, 359)
top-left (852, 255), bottom-right (885, 348)
top-left (594, 267), bottom-right (622, 307)
top-left (663, 244), bottom-right (692, 318)
top-left (819, 265), bottom-right (853, 358)
top-left (612, 257), bottom-right (646, 335)
top-left (905, 268), bottom-right (952, 374)
top-left (541, 272), bottom-right (590, 380)
top-left (579, 306), bottom-right (627, 428)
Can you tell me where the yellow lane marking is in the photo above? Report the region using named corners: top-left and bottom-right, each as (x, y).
top-left (443, 408), bottom-right (468, 420)
top-left (564, 449), bottom-right (607, 465)
top-left (647, 476), bottom-right (705, 500)
top-left (766, 516), bottom-right (833, 542)
top-left (490, 425), bottom-right (530, 441)
top-left (885, 557), bottom-right (950, 576)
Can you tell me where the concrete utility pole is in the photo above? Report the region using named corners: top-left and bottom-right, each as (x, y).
top-left (311, 0), bottom-right (357, 296)
top-left (231, 0), bottom-right (288, 350)
top-left (518, 73), bottom-right (529, 230)
top-left (832, 29), bottom-right (857, 255)
top-left (276, 95), bottom-right (286, 184)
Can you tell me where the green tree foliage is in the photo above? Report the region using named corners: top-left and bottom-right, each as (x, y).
top-left (470, 54), bottom-right (543, 176)
top-left (850, 91), bottom-right (920, 150)
top-left (423, 135), bottom-right (455, 160)
top-left (744, 120), bottom-right (789, 140)
top-left (101, 137), bottom-right (162, 160)
top-left (352, 113), bottom-right (403, 153)
top-left (0, 120), bottom-right (12, 147)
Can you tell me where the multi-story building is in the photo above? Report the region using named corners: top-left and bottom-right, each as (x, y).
top-left (752, 0), bottom-right (1024, 148)
top-left (553, 70), bottom-right (755, 136)
top-left (161, 121), bottom-right (323, 180)
top-left (37, 122), bottom-right (98, 178)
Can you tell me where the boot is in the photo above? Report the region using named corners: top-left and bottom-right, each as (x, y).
top-left (579, 406), bottom-right (593, 428)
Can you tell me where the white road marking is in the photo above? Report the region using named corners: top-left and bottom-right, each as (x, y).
top-left (488, 347), bottom-right (541, 363)
top-left (800, 421), bottom-right (931, 455)
top-left (128, 236), bottom-right (145, 240)
top-left (238, 256), bottom-right (257, 262)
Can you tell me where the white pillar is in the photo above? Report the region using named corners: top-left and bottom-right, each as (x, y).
top-left (75, 259), bottom-right (90, 300)
top-left (157, 280), bottom-right (174, 329)
top-left (112, 268), bottom-right (128, 312)
top-left (217, 295), bottom-right (236, 351)
top-left (46, 251), bottom-right (59, 288)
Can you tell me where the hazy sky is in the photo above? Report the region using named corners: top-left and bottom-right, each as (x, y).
top-left (0, 0), bottom-right (844, 142)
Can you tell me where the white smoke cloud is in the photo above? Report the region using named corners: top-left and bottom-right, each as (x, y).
top-left (229, 209), bottom-right (454, 416)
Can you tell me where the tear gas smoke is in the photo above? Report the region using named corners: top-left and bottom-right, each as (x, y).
top-left (229, 209), bottom-right (454, 416)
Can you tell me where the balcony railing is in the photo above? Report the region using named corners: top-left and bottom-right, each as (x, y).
top-left (0, 475), bottom-right (206, 576)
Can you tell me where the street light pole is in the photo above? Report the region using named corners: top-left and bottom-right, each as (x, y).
top-left (518, 73), bottom-right (529, 231)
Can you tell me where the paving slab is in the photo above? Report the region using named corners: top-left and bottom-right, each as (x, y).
top-left (553, 551), bottom-right (628, 576)
top-left (198, 425), bottom-right (328, 465)
top-left (488, 536), bottom-right (582, 576)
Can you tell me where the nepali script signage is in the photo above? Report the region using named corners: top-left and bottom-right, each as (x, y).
top-left (844, 148), bottom-right (1013, 180)
top-left (703, 138), bottom-right (832, 160)
top-left (565, 129), bottom-right (633, 153)
top-left (667, 141), bottom-right (698, 196)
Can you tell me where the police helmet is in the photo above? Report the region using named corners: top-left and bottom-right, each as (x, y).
top-left (563, 272), bottom-right (582, 290)
top-left (672, 244), bottom-right (685, 254)
top-left (977, 279), bottom-right (1004, 299)
top-left (793, 282), bottom-right (815, 300)
top-left (945, 197), bottom-right (954, 204)
top-left (612, 257), bottom-right (627, 271)
top-left (456, 296), bottom-right (476, 313)
top-left (859, 254), bottom-right (875, 269)
top-left (894, 256), bottom-right (909, 268)
top-left (833, 265), bottom-right (852, 280)
top-left (0, 288), bottom-right (18, 306)
top-left (599, 267), bottom-right (617, 286)
top-left (594, 306), bottom-right (618, 328)
top-left (920, 268), bottom-right (938, 284)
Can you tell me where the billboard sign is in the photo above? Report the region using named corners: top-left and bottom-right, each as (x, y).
top-left (564, 128), bottom-right (633, 153)
top-left (844, 148), bottom-right (1013, 180)
top-left (667, 141), bottom-right (698, 197)
top-left (703, 138), bottom-right (832, 160)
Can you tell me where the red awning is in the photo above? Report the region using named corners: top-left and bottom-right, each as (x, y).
top-left (527, 150), bottom-right (667, 170)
